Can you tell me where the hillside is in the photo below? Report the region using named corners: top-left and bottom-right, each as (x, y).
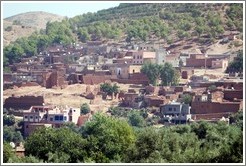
top-left (3, 11), bottom-right (64, 46)
top-left (3, 3), bottom-right (243, 67)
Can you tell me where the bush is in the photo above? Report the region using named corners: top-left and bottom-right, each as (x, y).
top-left (5, 26), bottom-right (12, 32)
top-left (80, 103), bottom-right (90, 115)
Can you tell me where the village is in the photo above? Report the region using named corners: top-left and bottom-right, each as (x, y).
top-left (3, 29), bottom-right (243, 144)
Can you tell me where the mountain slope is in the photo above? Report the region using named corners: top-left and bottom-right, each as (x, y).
top-left (3, 11), bottom-right (65, 46)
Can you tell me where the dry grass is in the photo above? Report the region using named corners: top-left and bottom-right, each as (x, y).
top-left (3, 83), bottom-right (141, 112)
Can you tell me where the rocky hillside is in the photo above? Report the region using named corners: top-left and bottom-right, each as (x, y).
top-left (3, 11), bottom-right (64, 46)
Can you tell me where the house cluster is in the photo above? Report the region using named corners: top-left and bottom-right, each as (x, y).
top-left (3, 39), bottom-right (243, 129)
top-left (3, 39), bottom-right (236, 90)
top-left (118, 77), bottom-right (243, 124)
top-left (22, 105), bottom-right (93, 137)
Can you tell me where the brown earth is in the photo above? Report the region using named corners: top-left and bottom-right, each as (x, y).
top-left (3, 83), bottom-right (143, 113)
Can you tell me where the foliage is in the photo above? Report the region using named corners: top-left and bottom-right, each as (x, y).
top-left (141, 62), bottom-right (162, 85)
top-left (4, 4), bottom-right (243, 66)
top-left (3, 114), bottom-right (16, 126)
top-left (100, 83), bottom-right (119, 96)
top-left (7, 115), bottom-right (243, 163)
top-left (127, 111), bottom-right (146, 127)
top-left (8, 155), bottom-right (44, 163)
top-left (80, 103), bottom-right (91, 115)
top-left (208, 85), bottom-right (217, 91)
top-left (160, 62), bottom-right (180, 86)
top-left (226, 3), bottom-right (243, 32)
top-left (81, 113), bottom-right (136, 162)
top-left (3, 125), bottom-right (23, 143)
top-left (226, 50), bottom-right (243, 73)
top-left (229, 111), bottom-right (243, 130)
top-left (3, 142), bottom-right (14, 163)
top-left (5, 26), bottom-right (13, 31)
top-left (25, 127), bottom-right (87, 162)
top-left (181, 94), bottom-right (193, 105)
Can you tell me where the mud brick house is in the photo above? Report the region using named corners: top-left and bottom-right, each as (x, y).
top-left (43, 69), bottom-right (68, 88)
top-left (84, 41), bottom-right (110, 55)
top-left (186, 54), bottom-right (212, 68)
top-left (113, 57), bottom-right (133, 64)
top-left (81, 74), bottom-right (112, 85)
top-left (211, 59), bottom-right (228, 70)
top-left (144, 95), bottom-right (166, 107)
top-left (145, 85), bottom-right (160, 95)
top-left (23, 105), bottom-right (80, 136)
top-left (111, 73), bottom-right (150, 85)
top-left (180, 67), bottom-right (194, 79)
top-left (186, 53), bottom-right (229, 69)
top-left (121, 92), bottom-right (140, 108)
top-left (191, 93), bottom-right (242, 118)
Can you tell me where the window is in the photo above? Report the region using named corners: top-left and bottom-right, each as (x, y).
top-left (26, 125), bottom-right (28, 128)
top-left (35, 116), bottom-right (38, 119)
top-left (169, 107), bottom-right (172, 111)
top-left (55, 116), bottom-right (59, 121)
top-left (64, 116), bottom-right (67, 121)
top-left (59, 115), bottom-right (63, 121)
top-left (174, 108), bottom-right (176, 111)
top-left (69, 116), bottom-right (72, 122)
top-left (50, 117), bottom-right (53, 121)
top-left (24, 116), bottom-right (28, 119)
top-left (30, 116), bottom-right (33, 119)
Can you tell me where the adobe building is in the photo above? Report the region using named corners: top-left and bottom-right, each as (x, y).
top-left (191, 93), bottom-right (242, 115)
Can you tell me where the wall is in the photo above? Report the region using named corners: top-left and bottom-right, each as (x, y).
top-left (224, 90), bottom-right (243, 100)
top-left (191, 101), bottom-right (242, 114)
top-left (4, 96), bottom-right (44, 110)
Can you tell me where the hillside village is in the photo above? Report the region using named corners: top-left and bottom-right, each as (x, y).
top-left (2, 2), bottom-right (244, 163)
top-left (3, 34), bottom-right (243, 135)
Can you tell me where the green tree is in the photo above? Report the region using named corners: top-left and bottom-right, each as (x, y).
top-left (127, 111), bottom-right (146, 127)
top-left (160, 63), bottom-right (180, 86)
top-left (100, 83), bottom-right (119, 97)
top-left (181, 94), bottom-right (193, 105)
top-left (141, 62), bottom-right (162, 85)
top-left (3, 114), bottom-right (16, 126)
top-left (226, 50), bottom-right (243, 73)
top-left (3, 126), bottom-right (23, 143)
top-left (81, 113), bottom-right (136, 162)
top-left (80, 103), bottom-right (91, 115)
top-left (3, 142), bottom-right (14, 163)
top-left (25, 127), bottom-right (87, 162)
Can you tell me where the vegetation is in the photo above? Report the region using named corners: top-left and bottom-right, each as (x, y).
top-left (80, 103), bottom-right (91, 115)
top-left (181, 94), bottom-right (193, 105)
top-left (3, 3), bottom-right (243, 68)
top-left (141, 62), bottom-right (162, 85)
top-left (141, 62), bottom-right (180, 86)
top-left (3, 114), bottom-right (24, 144)
top-left (226, 50), bottom-right (243, 73)
top-left (100, 83), bottom-right (119, 97)
top-left (4, 112), bottom-right (242, 163)
top-left (160, 63), bottom-right (180, 86)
